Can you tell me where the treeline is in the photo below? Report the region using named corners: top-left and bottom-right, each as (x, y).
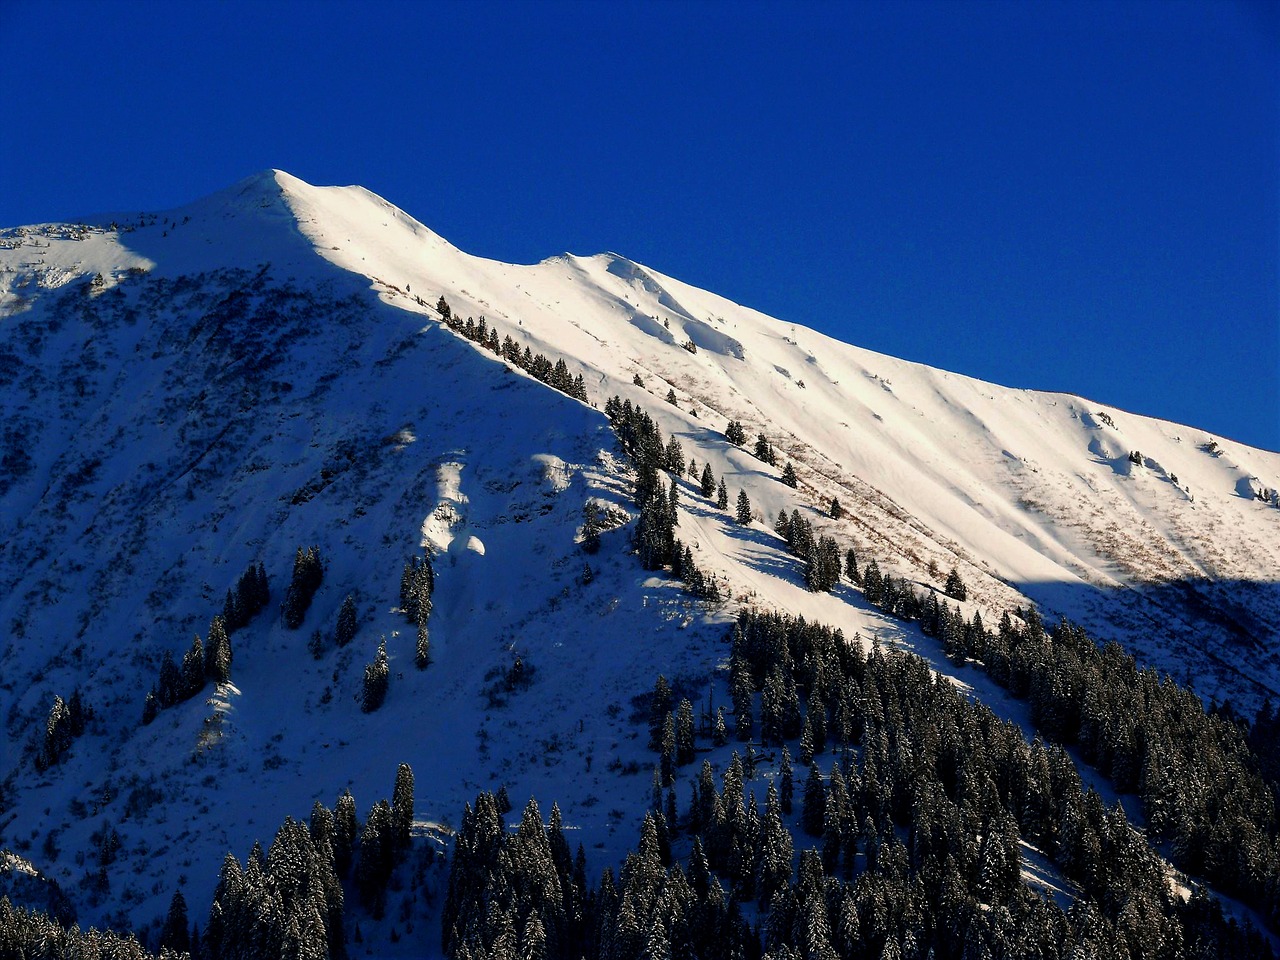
top-left (435, 296), bottom-right (588, 403)
top-left (771, 459), bottom-right (1280, 935)
top-left (0, 898), bottom-right (154, 960)
top-left (443, 795), bottom-right (606, 960)
top-left (965, 610), bottom-right (1280, 929)
top-left (440, 611), bottom-right (1273, 959)
top-left (1, 771), bottom-right (419, 959)
top-left (194, 764), bottom-right (417, 959)
top-left (839, 542), bottom-right (1280, 932)
top-left (725, 610), bottom-right (1270, 957)
top-left (444, 793), bottom-right (770, 960)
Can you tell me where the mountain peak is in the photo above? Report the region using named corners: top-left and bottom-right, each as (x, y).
top-left (237, 166), bottom-right (298, 189)
top-left (67, 170), bottom-right (462, 279)
top-left (232, 167), bottom-right (312, 203)
top-left (183, 167), bottom-right (310, 222)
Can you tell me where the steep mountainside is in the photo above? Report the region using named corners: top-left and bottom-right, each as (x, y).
top-left (0, 171), bottom-right (1276, 950)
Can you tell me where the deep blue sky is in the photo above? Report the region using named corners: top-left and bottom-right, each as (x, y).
top-left (4, 0), bottom-right (1277, 450)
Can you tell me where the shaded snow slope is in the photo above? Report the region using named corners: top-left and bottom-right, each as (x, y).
top-left (0, 170), bottom-right (1277, 938)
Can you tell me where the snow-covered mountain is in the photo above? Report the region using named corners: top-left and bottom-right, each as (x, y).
top-left (1, 170), bottom-right (1277, 946)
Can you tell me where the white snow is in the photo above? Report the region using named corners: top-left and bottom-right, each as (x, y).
top-left (0, 170), bottom-right (1276, 944)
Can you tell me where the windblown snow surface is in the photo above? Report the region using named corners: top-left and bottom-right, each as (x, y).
top-left (0, 170), bottom-right (1277, 946)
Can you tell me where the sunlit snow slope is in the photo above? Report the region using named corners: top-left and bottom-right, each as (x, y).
top-left (227, 170), bottom-right (1279, 702)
